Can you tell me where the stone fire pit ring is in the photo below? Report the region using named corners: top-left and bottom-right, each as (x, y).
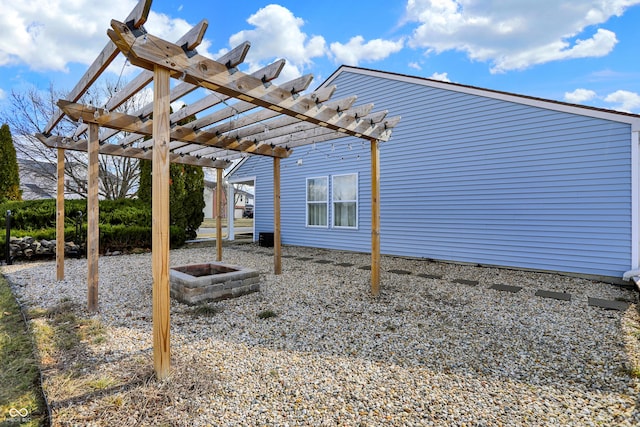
top-left (170, 262), bottom-right (260, 305)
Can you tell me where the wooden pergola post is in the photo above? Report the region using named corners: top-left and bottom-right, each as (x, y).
top-left (227, 181), bottom-right (235, 240)
top-left (370, 138), bottom-right (381, 296)
top-left (216, 167), bottom-right (223, 261)
top-left (274, 157), bottom-right (282, 275)
top-left (87, 123), bottom-right (100, 311)
top-left (33, 1), bottom-right (399, 387)
top-left (152, 65), bottom-right (171, 380)
top-left (56, 148), bottom-right (65, 281)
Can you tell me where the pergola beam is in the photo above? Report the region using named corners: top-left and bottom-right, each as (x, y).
top-left (107, 20), bottom-right (395, 142)
top-left (55, 101), bottom-right (292, 158)
top-left (38, 6), bottom-right (400, 381)
top-left (173, 96), bottom-right (363, 156)
top-left (99, 41), bottom-right (257, 144)
top-left (128, 60), bottom-right (294, 149)
top-left (139, 79), bottom-right (326, 151)
top-left (72, 19), bottom-right (210, 139)
top-left (35, 133), bottom-right (231, 169)
top-left (44, 0), bottom-right (152, 134)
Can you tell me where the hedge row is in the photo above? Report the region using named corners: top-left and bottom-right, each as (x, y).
top-left (0, 199), bottom-right (186, 260)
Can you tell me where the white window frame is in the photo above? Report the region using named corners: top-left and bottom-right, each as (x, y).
top-left (332, 173), bottom-right (358, 229)
top-left (306, 176), bottom-right (329, 228)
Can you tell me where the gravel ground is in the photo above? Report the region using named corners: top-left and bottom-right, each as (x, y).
top-left (3, 243), bottom-right (640, 426)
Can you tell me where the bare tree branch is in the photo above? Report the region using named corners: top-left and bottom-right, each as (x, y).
top-left (0, 79), bottom-right (146, 199)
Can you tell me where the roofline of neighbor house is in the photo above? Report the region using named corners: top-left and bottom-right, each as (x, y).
top-left (321, 65), bottom-right (640, 132)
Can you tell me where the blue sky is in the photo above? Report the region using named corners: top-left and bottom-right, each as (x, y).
top-left (1, 0), bottom-right (639, 116)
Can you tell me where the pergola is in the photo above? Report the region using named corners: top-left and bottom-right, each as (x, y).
top-left (37, 0), bottom-right (399, 379)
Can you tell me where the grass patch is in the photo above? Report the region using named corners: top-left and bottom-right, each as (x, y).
top-left (29, 300), bottom-right (107, 362)
top-left (257, 309), bottom-right (277, 319)
top-left (87, 376), bottom-right (119, 391)
top-left (0, 275), bottom-right (47, 426)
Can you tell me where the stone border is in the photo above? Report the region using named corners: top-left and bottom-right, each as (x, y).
top-left (170, 262), bottom-right (260, 305)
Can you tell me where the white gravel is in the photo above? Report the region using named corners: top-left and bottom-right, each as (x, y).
top-left (3, 243), bottom-right (640, 426)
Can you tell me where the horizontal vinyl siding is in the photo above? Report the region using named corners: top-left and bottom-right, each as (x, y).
top-left (283, 143), bottom-right (372, 251)
top-left (233, 71), bottom-right (633, 277)
top-left (333, 72), bottom-right (631, 277)
top-left (233, 144), bottom-right (373, 251)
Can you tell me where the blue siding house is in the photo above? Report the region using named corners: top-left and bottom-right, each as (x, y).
top-left (229, 66), bottom-right (640, 281)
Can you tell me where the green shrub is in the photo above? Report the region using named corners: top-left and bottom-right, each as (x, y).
top-left (0, 124), bottom-right (22, 202)
top-left (138, 155), bottom-right (205, 241)
top-left (0, 198), bottom-right (188, 261)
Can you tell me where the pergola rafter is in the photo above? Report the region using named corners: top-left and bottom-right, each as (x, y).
top-left (38, 0), bottom-right (399, 380)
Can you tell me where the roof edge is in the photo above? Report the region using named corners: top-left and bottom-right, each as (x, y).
top-left (321, 65), bottom-right (640, 132)
top-left (225, 157), bottom-right (249, 178)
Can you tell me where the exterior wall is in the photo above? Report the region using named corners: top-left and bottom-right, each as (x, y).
top-left (232, 70), bottom-right (634, 278)
top-left (203, 184), bottom-right (229, 219)
top-left (237, 146), bottom-right (372, 251)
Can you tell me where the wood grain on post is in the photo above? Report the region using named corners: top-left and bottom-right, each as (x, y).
top-left (274, 157), bottom-right (281, 275)
top-left (370, 139), bottom-right (381, 297)
top-left (216, 167), bottom-right (223, 262)
top-left (152, 65), bottom-right (172, 380)
top-left (87, 124), bottom-right (100, 311)
top-left (56, 148), bottom-right (65, 281)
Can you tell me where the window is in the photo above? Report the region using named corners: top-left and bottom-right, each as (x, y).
top-left (306, 176), bottom-right (328, 227)
top-left (333, 173), bottom-right (358, 228)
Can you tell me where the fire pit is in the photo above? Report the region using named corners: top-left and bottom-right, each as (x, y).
top-left (170, 262), bottom-right (260, 305)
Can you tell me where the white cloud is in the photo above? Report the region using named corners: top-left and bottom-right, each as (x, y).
top-left (408, 61), bottom-right (422, 70)
top-left (0, 88), bottom-right (5, 100)
top-left (0, 1), bottom-right (213, 75)
top-left (0, 0), bottom-right (136, 71)
top-left (227, 5), bottom-right (327, 82)
top-left (404, 0), bottom-right (639, 73)
top-left (604, 90), bottom-right (640, 112)
top-left (564, 88), bottom-right (597, 103)
top-left (429, 72), bottom-right (451, 82)
top-left (329, 36), bottom-right (404, 66)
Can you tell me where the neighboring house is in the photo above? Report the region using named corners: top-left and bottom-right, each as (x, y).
top-left (203, 179), bottom-right (254, 219)
top-left (18, 158), bottom-right (56, 200)
top-left (18, 157), bottom-right (113, 200)
top-left (16, 158), bottom-right (83, 200)
top-left (229, 65), bottom-right (640, 281)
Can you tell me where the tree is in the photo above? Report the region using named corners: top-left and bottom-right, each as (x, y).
top-left (138, 107), bottom-right (205, 240)
top-left (0, 81), bottom-right (147, 200)
top-left (0, 123), bottom-right (22, 201)
top-left (138, 160), bottom-right (205, 240)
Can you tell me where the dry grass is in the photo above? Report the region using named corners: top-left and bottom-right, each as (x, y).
top-left (0, 276), bottom-right (47, 426)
